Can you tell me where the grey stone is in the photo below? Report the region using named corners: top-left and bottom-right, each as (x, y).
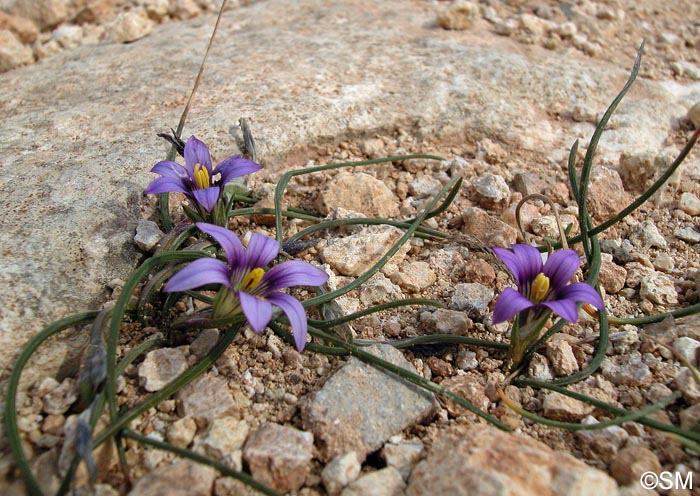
top-left (688, 102), bottom-right (700, 128)
top-left (673, 337), bottom-right (700, 366)
top-left (407, 175), bottom-right (442, 200)
top-left (189, 328), bottom-right (220, 359)
top-left (1, 0), bottom-right (691, 410)
top-left (301, 344), bottom-right (437, 461)
top-left (382, 441), bottom-right (424, 480)
top-left (134, 219), bottom-right (164, 253)
top-left (42, 377), bottom-right (77, 415)
top-left (194, 417), bottom-right (249, 460)
top-left (675, 367), bottom-right (700, 404)
top-left (576, 416), bottom-right (629, 463)
top-left (138, 348), bottom-right (188, 392)
top-left (359, 273), bottom-right (403, 306)
top-left (176, 373), bottom-right (236, 423)
top-left (674, 226), bottom-right (700, 243)
top-left (420, 308), bottom-right (472, 336)
top-left (473, 173), bottom-right (509, 207)
top-left (342, 467), bottom-right (406, 496)
top-left (407, 425), bottom-right (618, 496)
top-left (322, 452), bottom-right (362, 496)
top-left (671, 60), bottom-right (700, 80)
top-left (628, 220), bottom-right (667, 249)
top-left (321, 226), bottom-right (410, 277)
top-left (243, 423), bottom-right (313, 493)
top-left (639, 273), bottom-right (678, 305)
top-left (449, 282), bottom-right (494, 317)
top-left (679, 192), bottom-right (700, 215)
top-left (600, 352), bottom-right (652, 386)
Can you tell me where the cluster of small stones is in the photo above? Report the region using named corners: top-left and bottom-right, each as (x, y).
top-left (437, 0), bottom-right (700, 81)
top-left (0, 0), bottom-right (240, 72)
top-left (8, 101), bottom-right (700, 493)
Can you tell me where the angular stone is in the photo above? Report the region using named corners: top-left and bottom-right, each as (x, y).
top-left (407, 425), bottom-right (617, 496)
top-left (610, 447), bottom-right (661, 487)
top-left (673, 337), bottom-right (700, 366)
top-left (134, 219), bottom-right (164, 253)
top-left (587, 167), bottom-right (632, 219)
top-left (598, 260), bottom-right (626, 294)
top-left (316, 172), bottom-right (399, 218)
top-left (176, 373), bottom-right (236, 424)
top-left (628, 220), bottom-right (667, 249)
top-left (322, 452), bottom-right (362, 496)
top-left (359, 273), bottom-right (403, 306)
top-left (342, 467), bottom-right (405, 496)
top-left (194, 417), bottom-right (249, 459)
top-left (243, 423), bottom-right (313, 493)
top-left (301, 344), bottom-right (437, 461)
top-left (166, 416), bottom-right (197, 449)
top-left (389, 261), bottom-right (436, 293)
top-left (138, 348), bottom-right (188, 392)
top-left (105, 10), bottom-right (154, 43)
top-left (639, 273), bottom-right (678, 305)
top-left (462, 207), bottom-right (518, 247)
top-left (321, 226), bottom-right (410, 277)
top-left (675, 368), bottom-right (700, 404)
top-left (576, 417), bottom-right (629, 463)
top-left (420, 309), bottom-right (472, 336)
top-left (440, 375), bottom-right (489, 416)
top-left (600, 352), bottom-right (652, 386)
top-left (0, 29), bottom-right (33, 72)
top-left (674, 226), bottom-right (700, 243)
top-left (382, 441), bottom-right (424, 480)
top-left (679, 192), bottom-right (700, 216)
top-left (545, 339), bottom-right (579, 376)
top-left (542, 391), bottom-right (593, 421)
top-left (449, 282), bottom-right (494, 317)
top-left (407, 175), bottom-right (442, 200)
top-left (129, 460), bottom-right (216, 496)
top-left (0, 12), bottom-right (39, 43)
top-left (473, 173), bottom-right (509, 208)
top-left (437, 0), bottom-right (478, 31)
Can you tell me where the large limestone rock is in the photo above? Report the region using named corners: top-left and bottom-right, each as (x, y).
top-left (0, 0), bottom-right (693, 438)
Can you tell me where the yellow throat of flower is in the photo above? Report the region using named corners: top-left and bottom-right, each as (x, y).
top-left (193, 164), bottom-right (211, 189)
top-left (241, 268), bottom-right (265, 291)
top-left (531, 273), bottom-right (550, 303)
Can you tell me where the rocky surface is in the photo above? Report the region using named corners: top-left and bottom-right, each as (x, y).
top-left (3, 0), bottom-right (700, 494)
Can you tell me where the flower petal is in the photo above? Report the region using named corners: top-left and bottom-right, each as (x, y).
top-left (214, 156), bottom-right (262, 185)
top-left (239, 291), bottom-right (272, 333)
top-left (492, 287), bottom-right (535, 323)
top-left (512, 244), bottom-right (543, 284)
top-left (245, 233), bottom-right (280, 270)
top-left (262, 261), bottom-right (329, 292)
top-left (493, 244), bottom-right (542, 287)
top-left (542, 299), bottom-right (579, 322)
top-left (543, 249), bottom-right (580, 291)
top-left (196, 223), bottom-right (245, 266)
top-left (164, 258), bottom-right (232, 292)
top-left (145, 177), bottom-right (189, 195)
top-left (267, 292), bottom-right (308, 351)
top-left (558, 282), bottom-right (605, 311)
top-left (184, 136), bottom-right (213, 173)
top-left (151, 160), bottom-right (188, 178)
top-left (192, 187), bottom-right (220, 212)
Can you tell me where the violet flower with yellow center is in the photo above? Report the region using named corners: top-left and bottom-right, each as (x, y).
top-left (164, 223), bottom-right (329, 351)
top-left (492, 244), bottom-right (604, 363)
top-left (145, 135), bottom-right (261, 212)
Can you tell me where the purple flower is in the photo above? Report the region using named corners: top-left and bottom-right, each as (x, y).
top-left (492, 244), bottom-right (604, 328)
top-left (164, 223), bottom-right (329, 351)
top-left (145, 136), bottom-right (261, 212)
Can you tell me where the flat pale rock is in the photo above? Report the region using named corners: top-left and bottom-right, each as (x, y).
top-left (406, 425), bottom-right (619, 496)
top-left (300, 344), bottom-right (437, 462)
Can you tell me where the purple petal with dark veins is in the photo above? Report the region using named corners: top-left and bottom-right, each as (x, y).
top-left (192, 186), bottom-right (220, 212)
top-left (184, 136), bottom-right (212, 174)
top-left (558, 282), bottom-right (604, 311)
top-left (145, 177), bottom-right (189, 195)
top-left (543, 249), bottom-right (580, 291)
top-left (195, 222), bottom-right (245, 266)
top-left (245, 233), bottom-right (280, 270)
top-left (239, 291), bottom-right (272, 333)
top-left (512, 244), bottom-right (543, 284)
top-left (542, 298), bottom-right (579, 322)
top-left (151, 160), bottom-right (188, 178)
top-left (164, 258), bottom-right (232, 292)
top-left (214, 156), bottom-right (262, 185)
top-left (492, 287), bottom-right (535, 324)
top-left (493, 247), bottom-right (524, 286)
top-left (262, 261), bottom-right (329, 292)
top-left (267, 292), bottom-right (308, 351)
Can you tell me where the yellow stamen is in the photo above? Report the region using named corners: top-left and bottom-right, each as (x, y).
top-left (531, 272), bottom-right (550, 303)
top-left (193, 164), bottom-right (210, 189)
top-left (241, 268), bottom-right (265, 291)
